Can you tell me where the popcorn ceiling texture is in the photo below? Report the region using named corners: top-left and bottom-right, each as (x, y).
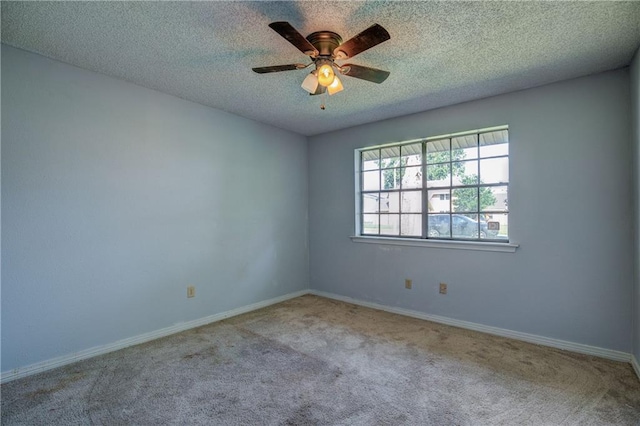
top-left (1, 1), bottom-right (639, 136)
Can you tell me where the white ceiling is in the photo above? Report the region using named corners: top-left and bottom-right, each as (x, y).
top-left (2, 1), bottom-right (639, 136)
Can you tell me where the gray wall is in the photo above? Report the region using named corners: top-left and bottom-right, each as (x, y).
top-left (308, 69), bottom-right (633, 352)
top-left (632, 47), bottom-right (640, 362)
top-left (2, 42), bottom-right (637, 374)
top-left (1, 46), bottom-right (309, 372)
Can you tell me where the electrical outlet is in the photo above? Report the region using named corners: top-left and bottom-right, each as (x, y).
top-left (405, 279), bottom-right (412, 289)
top-left (439, 283), bottom-right (447, 294)
top-left (187, 286), bottom-right (195, 298)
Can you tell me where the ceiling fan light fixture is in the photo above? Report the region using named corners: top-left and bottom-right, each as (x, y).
top-left (301, 72), bottom-right (319, 93)
top-left (327, 75), bottom-right (344, 95)
top-left (317, 63), bottom-right (335, 87)
top-left (254, 22), bottom-right (391, 106)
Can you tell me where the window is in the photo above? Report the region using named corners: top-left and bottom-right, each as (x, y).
top-left (358, 127), bottom-right (509, 242)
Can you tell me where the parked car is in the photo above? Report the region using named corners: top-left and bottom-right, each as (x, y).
top-left (427, 214), bottom-right (498, 239)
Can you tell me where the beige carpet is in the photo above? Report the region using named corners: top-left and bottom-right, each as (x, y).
top-left (2, 295), bottom-right (640, 425)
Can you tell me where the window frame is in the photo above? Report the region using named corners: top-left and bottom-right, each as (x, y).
top-left (354, 126), bottom-right (518, 252)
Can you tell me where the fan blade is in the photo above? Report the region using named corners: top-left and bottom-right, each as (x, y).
top-left (341, 64), bottom-right (390, 84)
top-left (252, 64), bottom-right (305, 74)
top-left (310, 85), bottom-right (326, 96)
top-left (333, 24), bottom-right (390, 60)
top-left (269, 22), bottom-right (319, 57)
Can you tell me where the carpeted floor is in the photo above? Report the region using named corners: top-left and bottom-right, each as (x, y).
top-left (2, 294), bottom-right (640, 425)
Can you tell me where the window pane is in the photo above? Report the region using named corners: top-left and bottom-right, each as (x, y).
top-left (381, 168), bottom-right (401, 190)
top-left (362, 193), bottom-right (379, 213)
top-left (452, 187), bottom-right (478, 213)
top-left (428, 214), bottom-right (451, 238)
top-left (480, 129), bottom-right (508, 144)
top-left (452, 213), bottom-right (480, 239)
top-left (380, 146), bottom-right (400, 168)
top-left (362, 170), bottom-right (380, 191)
top-left (361, 149), bottom-right (380, 171)
top-left (428, 190), bottom-right (451, 213)
top-left (401, 143), bottom-right (422, 166)
top-left (380, 214), bottom-right (399, 235)
top-left (362, 214), bottom-right (379, 234)
top-left (481, 185), bottom-right (508, 212)
top-left (427, 164), bottom-right (450, 188)
top-left (401, 214), bottom-right (422, 236)
top-left (483, 213), bottom-right (508, 240)
top-left (480, 130), bottom-right (509, 157)
top-left (480, 157), bottom-right (508, 184)
top-left (452, 134), bottom-right (478, 160)
top-left (380, 192), bottom-right (399, 213)
top-left (480, 142), bottom-right (509, 158)
top-left (401, 166), bottom-right (422, 188)
top-left (358, 127), bottom-right (508, 242)
top-left (452, 161), bottom-right (478, 186)
top-left (426, 139), bottom-right (450, 164)
top-left (401, 191), bottom-right (422, 213)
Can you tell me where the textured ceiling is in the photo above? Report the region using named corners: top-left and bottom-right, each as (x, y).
top-left (2, 1), bottom-right (639, 136)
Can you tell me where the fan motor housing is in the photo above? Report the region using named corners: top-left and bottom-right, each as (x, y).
top-left (306, 31), bottom-right (342, 57)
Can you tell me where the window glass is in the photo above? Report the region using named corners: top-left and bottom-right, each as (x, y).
top-left (362, 149), bottom-right (380, 171)
top-left (381, 168), bottom-right (402, 190)
top-left (452, 160), bottom-right (478, 186)
top-left (427, 214), bottom-right (451, 238)
top-left (362, 194), bottom-right (379, 213)
top-left (428, 190), bottom-right (451, 213)
top-left (402, 166), bottom-right (422, 189)
top-left (379, 214), bottom-right (400, 235)
top-left (480, 130), bottom-right (509, 157)
top-left (483, 213), bottom-right (508, 240)
top-left (358, 127), bottom-right (509, 242)
top-left (480, 157), bottom-right (509, 184)
top-left (380, 146), bottom-right (400, 168)
top-left (452, 187), bottom-right (478, 213)
top-left (426, 139), bottom-right (450, 164)
top-left (452, 134), bottom-right (478, 160)
top-left (362, 214), bottom-right (379, 235)
top-left (426, 164), bottom-right (451, 188)
top-left (380, 192), bottom-right (400, 213)
top-left (401, 191), bottom-right (422, 213)
top-left (481, 186), bottom-right (508, 211)
top-left (362, 170), bottom-right (380, 191)
top-left (401, 214), bottom-right (422, 236)
top-left (401, 143), bottom-right (422, 166)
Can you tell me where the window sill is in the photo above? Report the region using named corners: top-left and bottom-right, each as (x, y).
top-left (350, 236), bottom-right (519, 252)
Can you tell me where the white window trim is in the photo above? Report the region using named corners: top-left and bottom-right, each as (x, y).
top-left (353, 125), bottom-right (516, 252)
top-left (350, 235), bottom-right (518, 253)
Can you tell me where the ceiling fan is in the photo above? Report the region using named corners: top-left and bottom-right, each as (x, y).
top-left (252, 22), bottom-right (390, 102)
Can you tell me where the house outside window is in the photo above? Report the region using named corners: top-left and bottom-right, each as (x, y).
top-left (357, 127), bottom-right (509, 242)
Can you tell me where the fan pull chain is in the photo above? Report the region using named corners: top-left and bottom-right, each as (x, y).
top-left (320, 91), bottom-right (327, 110)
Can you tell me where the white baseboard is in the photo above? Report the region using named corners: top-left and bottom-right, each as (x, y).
top-left (632, 354), bottom-right (640, 382)
top-left (309, 290), bottom-right (632, 363)
top-left (3, 289), bottom-right (635, 384)
top-left (0, 289), bottom-right (310, 384)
